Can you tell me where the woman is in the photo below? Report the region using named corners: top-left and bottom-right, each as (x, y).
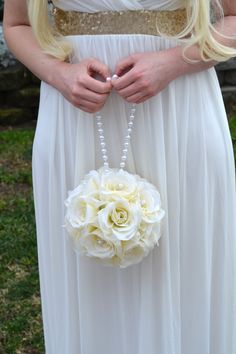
top-left (3, 0), bottom-right (236, 353)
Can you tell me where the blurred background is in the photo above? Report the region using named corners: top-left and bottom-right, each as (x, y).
top-left (0, 1), bottom-right (236, 353)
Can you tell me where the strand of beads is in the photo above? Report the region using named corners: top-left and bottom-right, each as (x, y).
top-left (96, 74), bottom-right (137, 171)
top-left (119, 103), bottom-right (136, 170)
top-left (96, 112), bottom-right (109, 170)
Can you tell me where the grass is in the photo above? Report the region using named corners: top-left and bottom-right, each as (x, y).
top-left (0, 115), bottom-right (236, 354)
top-left (0, 125), bottom-right (44, 354)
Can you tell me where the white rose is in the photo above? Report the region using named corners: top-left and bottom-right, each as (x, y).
top-left (82, 170), bottom-right (101, 195)
top-left (98, 199), bottom-right (141, 241)
top-left (65, 172), bottom-right (99, 205)
top-left (100, 169), bottom-right (138, 201)
top-left (66, 183), bottom-right (84, 200)
top-left (120, 240), bottom-right (149, 268)
top-left (75, 226), bottom-right (117, 259)
top-left (138, 182), bottom-right (165, 223)
top-left (65, 195), bottom-right (98, 229)
top-left (139, 222), bottom-right (161, 247)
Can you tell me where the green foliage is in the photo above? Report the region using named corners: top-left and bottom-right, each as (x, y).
top-left (229, 116), bottom-right (236, 161)
top-left (0, 126), bottom-right (44, 354)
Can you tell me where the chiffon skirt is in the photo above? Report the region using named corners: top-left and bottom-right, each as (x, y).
top-left (32, 34), bottom-right (236, 354)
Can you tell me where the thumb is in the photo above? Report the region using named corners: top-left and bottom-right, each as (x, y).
top-left (115, 55), bottom-right (136, 77)
top-left (87, 58), bottom-right (111, 81)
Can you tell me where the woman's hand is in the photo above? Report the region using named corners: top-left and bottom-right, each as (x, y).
top-left (112, 48), bottom-right (186, 104)
top-left (54, 57), bottom-right (112, 113)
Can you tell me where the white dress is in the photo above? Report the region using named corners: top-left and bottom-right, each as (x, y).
top-left (32, 0), bottom-right (236, 353)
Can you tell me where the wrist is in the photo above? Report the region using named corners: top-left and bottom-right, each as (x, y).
top-left (166, 46), bottom-right (191, 79)
top-left (46, 60), bottom-right (70, 90)
top-left (168, 45), bottom-right (216, 79)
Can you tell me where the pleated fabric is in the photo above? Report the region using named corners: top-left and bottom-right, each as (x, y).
top-left (32, 1), bottom-right (236, 353)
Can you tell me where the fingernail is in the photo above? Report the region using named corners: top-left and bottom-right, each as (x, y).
top-left (106, 77), bottom-right (112, 82)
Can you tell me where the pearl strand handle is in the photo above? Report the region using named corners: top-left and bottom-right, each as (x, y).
top-left (96, 113), bottom-right (109, 169)
top-left (119, 103), bottom-right (136, 169)
top-left (95, 103), bottom-right (136, 171)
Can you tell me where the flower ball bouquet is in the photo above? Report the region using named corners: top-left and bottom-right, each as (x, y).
top-left (65, 167), bottom-right (165, 268)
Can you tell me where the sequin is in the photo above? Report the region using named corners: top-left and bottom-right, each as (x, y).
top-left (52, 8), bottom-right (187, 37)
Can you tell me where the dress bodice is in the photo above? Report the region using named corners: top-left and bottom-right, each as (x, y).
top-left (52, 0), bottom-right (184, 12)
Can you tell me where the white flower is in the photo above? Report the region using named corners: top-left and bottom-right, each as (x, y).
top-left (138, 182), bottom-right (165, 223)
top-left (120, 239), bottom-right (149, 268)
top-left (82, 170), bottom-right (101, 195)
top-left (65, 195), bottom-right (98, 229)
top-left (75, 226), bottom-right (117, 260)
top-left (100, 169), bottom-right (138, 201)
top-left (139, 222), bottom-right (161, 248)
top-left (98, 199), bottom-right (142, 241)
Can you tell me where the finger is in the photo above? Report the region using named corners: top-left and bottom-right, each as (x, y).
top-left (115, 55), bottom-right (136, 77)
top-left (73, 98), bottom-right (104, 113)
top-left (112, 68), bottom-right (137, 91)
top-left (136, 95), bottom-right (151, 104)
top-left (88, 59), bottom-right (111, 81)
top-left (79, 105), bottom-right (98, 114)
top-left (117, 82), bottom-right (140, 98)
top-left (125, 91), bottom-right (147, 104)
top-left (77, 89), bottom-right (109, 104)
top-left (85, 76), bottom-right (112, 94)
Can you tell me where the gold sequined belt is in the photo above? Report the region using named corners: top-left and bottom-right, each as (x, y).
top-left (53, 8), bottom-right (187, 37)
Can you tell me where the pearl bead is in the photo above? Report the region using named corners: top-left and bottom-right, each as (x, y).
top-left (130, 115), bottom-right (135, 121)
top-left (104, 162), bottom-right (109, 167)
top-left (98, 128), bottom-right (103, 133)
top-left (99, 135), bottom-right (104, 140)
top-left (112, 74), bottom-right (119, 80)
top-left (120, 162), bottom-right (125, 168)
top-left (96, 115), bottom-right (102, 120)
top-left (123, 148), bottom-right (128, 153)
top-left (121, 155), bottom-right (127, 161)
top-left (124, 142), bottom-right (129, 147)
top-left (125, 135), bottom-right (131, 139)
top-left (101, 148), bottom-right (107, 153)
top-left (101, 142), bottom-right (106, 147)
top-left (127, 128), bottom-right (132, 133)
top-left (97, 121), bottom-right (102, 127)
top-left (128, 121), bottom-right (133, 127)
top-left (103, 156), bottom-right (108, 161)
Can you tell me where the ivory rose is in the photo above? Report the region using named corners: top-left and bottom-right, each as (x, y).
top-left (75, 225), bottom-right (117, 260)
top-left (98, 199), bottom-right (142, 241)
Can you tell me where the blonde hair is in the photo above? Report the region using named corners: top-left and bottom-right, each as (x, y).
top-left (27, 0), bottom-right (236, 62)
top-left (27, 0), bottom-right (72, 60)
top-left (179, 0), bottom-right (236, 61)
